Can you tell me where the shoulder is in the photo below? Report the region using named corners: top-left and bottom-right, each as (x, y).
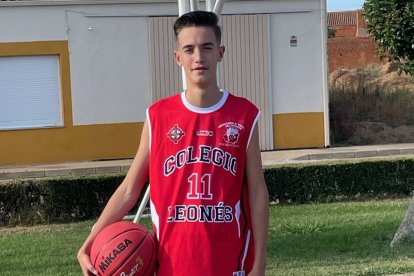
top-left (147, 93), bottom-right (182, 123)
top-left (226, 92), bottom-right (259, 113)
top-left (149, 93), bottom-right (181, 111)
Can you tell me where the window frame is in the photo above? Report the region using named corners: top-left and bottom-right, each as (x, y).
top-left (0, 41), bottom-right (73, 132)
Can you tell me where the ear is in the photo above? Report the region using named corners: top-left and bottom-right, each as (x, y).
top-left (218, 46), bottom-right (225, 62)
top-left (174, 50), bottom-right (182, 66)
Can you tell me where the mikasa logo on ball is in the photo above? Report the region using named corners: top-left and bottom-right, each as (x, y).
top-left (99, 239), bottom-right (133, 273)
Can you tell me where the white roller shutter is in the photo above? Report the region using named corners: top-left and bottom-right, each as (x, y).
top-left (0, 55), bottom-right (62, 130)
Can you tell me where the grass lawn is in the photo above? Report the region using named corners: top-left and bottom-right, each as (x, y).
top-left (1, 199), bottom-right (414, 275)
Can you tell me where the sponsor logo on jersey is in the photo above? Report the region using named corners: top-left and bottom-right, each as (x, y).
top-left (233, 271), bottom-right (245, 276)
top-left (167, 124), bottom-right (185, 144)
top-left (195, 130), bottom-right (214, 137)
top-left (219, 122), bottom-right (245, 147)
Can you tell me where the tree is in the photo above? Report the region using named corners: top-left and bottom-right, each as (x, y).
top-left (390, 197), bottom-right (414, 246)
top-left (364, 1), bottom-right (414, 247)
top-left (363, 0), bottom-right (414, 75)
top-left (328, 28), bottom-right (336, 38)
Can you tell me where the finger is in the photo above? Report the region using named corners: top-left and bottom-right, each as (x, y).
top-left (78, 254), bottom-right (98, 276)
top-left (88, 265), bottom-right (99, 276)
top-left (80, 264), bottom-right (98, 276)
top-left (80, 266), bottom-right (92, 276)
top-left (83, 258), bottom-right (98, 275)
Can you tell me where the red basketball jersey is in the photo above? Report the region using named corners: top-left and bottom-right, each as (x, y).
top-left (147, 91), bottom-right (260, 276)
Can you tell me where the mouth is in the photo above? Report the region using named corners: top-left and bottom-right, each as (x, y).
top-left (192, 66), bottom-right (208, 71)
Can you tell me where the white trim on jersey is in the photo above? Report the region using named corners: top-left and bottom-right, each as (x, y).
top-left (246, 111), bottom-right (261, 152)
top-left (150, 199), bottom-right (160, 239)
top-left (146, 108), bottom-right (152, 152)
top-left (181, 90), bottom-right (229, 114)
top-left (241, 230), bottom-right (251, 271)
top-left (235, 201), bottom-right (241, 238)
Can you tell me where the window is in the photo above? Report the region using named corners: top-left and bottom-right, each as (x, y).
top-left (0, 55), bottom-right (63, 130)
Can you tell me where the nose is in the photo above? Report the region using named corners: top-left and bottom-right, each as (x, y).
top-left (194, 47), bottom-right (204, 63)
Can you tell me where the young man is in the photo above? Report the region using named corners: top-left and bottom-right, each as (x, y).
top-left (78, 11), bottom-right (269, 276)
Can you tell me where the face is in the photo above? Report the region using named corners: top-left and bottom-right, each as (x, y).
top-left (174, 26), bottom-right (225, 88)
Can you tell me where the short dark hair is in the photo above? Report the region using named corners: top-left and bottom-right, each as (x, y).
top-left (173, 11), bottom-right (222, 43)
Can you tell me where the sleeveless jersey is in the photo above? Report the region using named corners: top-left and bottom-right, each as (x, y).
top-left (147, 90), bottom-right (260, 276)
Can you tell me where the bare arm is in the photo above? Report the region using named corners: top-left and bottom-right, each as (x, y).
top-left (77, 119), bottom-right (150, 275)
top-left (246, 125), bottom-right (269, 276)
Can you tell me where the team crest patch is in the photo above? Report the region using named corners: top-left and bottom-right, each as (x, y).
top-left (167, 124), bottom-right (185, 144)
top-left (219, 122), bottom-right (245, 147)
top-left (224, 127), bottom-right (239, 144)
top-left (233, 271), bottom-right (245, 276)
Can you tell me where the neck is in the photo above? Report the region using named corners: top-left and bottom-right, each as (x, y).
top-left (185, 83), bottom-right (222, 108)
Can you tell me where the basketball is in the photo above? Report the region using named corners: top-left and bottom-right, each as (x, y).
top-left (90, 221), bottom-right (157, 276)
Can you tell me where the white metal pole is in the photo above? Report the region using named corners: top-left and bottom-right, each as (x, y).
top-left (133, 185), bottom-right (151, 223)
top-left (206, 0), bottom-right (215, 11)
top-left (133, 0), bottom-right (191, 224)
top-left (190, 0), bottom-right (199, 11)
top-left (133, 0), bottom-right (226, 224)
top-left (179, 0), bottom-right (190, 91)
top-left (178, 0), bottom-right (190, 16)
top-left (212, 0), bottom-right (224, 89)
top-left (213, 0), bottom-right (224, 15)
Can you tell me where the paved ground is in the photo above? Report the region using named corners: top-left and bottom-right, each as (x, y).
top-left (2, 143), bottom-right (414, 180)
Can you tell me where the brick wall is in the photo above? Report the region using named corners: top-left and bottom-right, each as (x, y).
top-left (332, 26), bottom-right (357, 37)
top-left (328, 36), bottom-right (383, 72)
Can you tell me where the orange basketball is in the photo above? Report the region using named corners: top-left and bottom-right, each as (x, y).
top-left (90, 221), bottom-right (157, 276)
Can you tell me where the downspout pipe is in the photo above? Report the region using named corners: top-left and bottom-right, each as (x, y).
top-left (320, 0), bottom-right (330, 147)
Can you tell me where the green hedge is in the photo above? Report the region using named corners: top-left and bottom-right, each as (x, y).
top-left (264, 157), bottom-right (414, 203)
top-left (1, 157), bottom-right (414, 227)
top-left (0, 174), bottom-right (126, 227)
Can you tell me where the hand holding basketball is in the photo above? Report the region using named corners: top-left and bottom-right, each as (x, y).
top-left (89, 221), bottom-right (157, 276)
top-left (77, 250), bottom-right (99, 276)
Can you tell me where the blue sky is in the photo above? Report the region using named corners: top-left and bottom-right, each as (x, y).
top-left (327, 0), bottom-right (364, 11)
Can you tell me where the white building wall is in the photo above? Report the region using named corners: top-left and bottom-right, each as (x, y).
top-left (271, 10), bottom-right (325, 114)
top-left (0, 0), bottom-right (327, 131)
top-left (222, 0), bottom-right (327, 128)
top-left (0, 6), bottom-right (68, 42)
top-left (66, 12), bottom-right (151, 125)
top-left (0, 3), bottom-right (180, 125)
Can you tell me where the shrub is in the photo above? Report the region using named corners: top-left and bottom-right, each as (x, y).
top-left (265, 157), bottom-right (414, 204)
top-left (328, 28), bottom-right (336, 38)
top-left (329, 70), bottom-right (414, 145)
top-left (0, 174), bottom-right (125, 226)
top-left (2, 157), bottom-right (414, 226)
